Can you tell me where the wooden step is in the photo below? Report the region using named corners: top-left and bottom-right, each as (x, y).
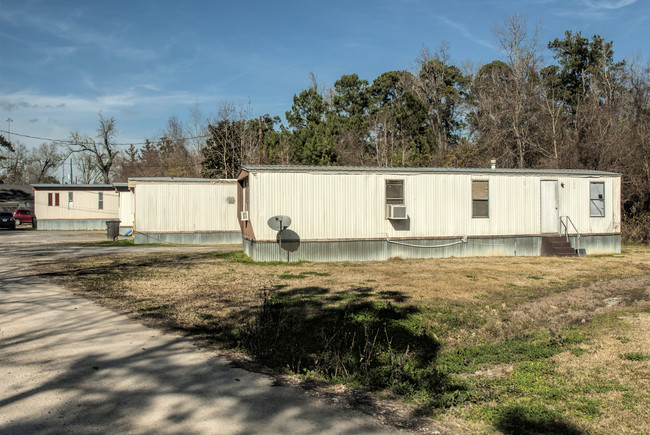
top-left (541, 236), bottom-right (578, 257)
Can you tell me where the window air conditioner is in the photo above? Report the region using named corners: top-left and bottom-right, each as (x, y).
top-left (240, 210), bottom-right (249, 221)
top-left (388, 204), bottom-right (407, 220)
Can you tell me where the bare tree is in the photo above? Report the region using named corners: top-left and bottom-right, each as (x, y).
top-left (69, 113), bottom-right (119, 183)
top-left (75, 152), bottom-right (103, 184)
top-left (26, 143), bottom-right (64, 183)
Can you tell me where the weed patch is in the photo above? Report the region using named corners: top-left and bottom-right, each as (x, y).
top-left (619, 352), bottom-right (650, 361)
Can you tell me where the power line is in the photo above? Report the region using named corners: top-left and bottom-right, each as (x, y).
top-left (0, 129), bottom-right (210, 147)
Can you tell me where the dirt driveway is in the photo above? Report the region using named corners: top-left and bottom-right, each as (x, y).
top-left (0, 231), bottom-right (401, 434)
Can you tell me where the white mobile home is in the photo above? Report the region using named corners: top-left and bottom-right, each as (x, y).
top-left (32, 184), bottom-right (119, 230)
top-left (129, 178), bottom-right (241, 245)
top-left (237, 165), bottom-right (621, 262)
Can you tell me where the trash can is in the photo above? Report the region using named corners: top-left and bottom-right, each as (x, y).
top-left (106, 219), bottom-right (121, 241)
top-left (32, 216), bottom-right (37, 230)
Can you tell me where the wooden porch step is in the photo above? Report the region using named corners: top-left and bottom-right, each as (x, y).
top-left (541, 236), bottom-right (578, 257)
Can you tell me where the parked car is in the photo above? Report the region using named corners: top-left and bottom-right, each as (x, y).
top-left (13, 208), bottom-right (35, 225)
top-left (0, 211), bottom-right (16, 230)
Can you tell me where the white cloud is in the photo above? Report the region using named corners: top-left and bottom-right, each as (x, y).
top-left (436, 15), bottom-right (496, 51)
top-left (583, 0), bottom-right (638, 9)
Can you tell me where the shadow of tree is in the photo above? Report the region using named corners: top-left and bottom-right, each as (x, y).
top-left (236, 286), bottom-right (448, 397)
top-left (494, 405), bottom-right (585, 435)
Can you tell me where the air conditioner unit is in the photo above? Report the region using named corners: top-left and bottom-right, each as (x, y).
top-left (240, 210), bottom-right (249, 221)
top-left (387, 204), bottom-right (407, 220)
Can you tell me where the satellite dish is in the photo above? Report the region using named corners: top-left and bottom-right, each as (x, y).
top-left (267, 215), bottom-right (291, 231)
top-left (276, 229), bottom-right (300, 252)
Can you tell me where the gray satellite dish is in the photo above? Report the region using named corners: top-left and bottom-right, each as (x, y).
top-left (267, 215), bottom-right (291, 231)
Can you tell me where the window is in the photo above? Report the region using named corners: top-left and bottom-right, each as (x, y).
top-left (241, 179), bottom-right (249, 212)
top-left (472, 180), bottom-right (489, 218)
top-left (68, 192), bottom-right (73, 202)
top-left (98, 192), bottom-right (104, 210)
top-left (55, 193), bottom-right (60, 206)
top-left (386, 180), bottom-right (404, 205)
top-left (68, 191), bottom-right (74, 209)
top-left (48, 193), bottom-right (53, 206)
top-left (590, 182), bottom-right (605, 217)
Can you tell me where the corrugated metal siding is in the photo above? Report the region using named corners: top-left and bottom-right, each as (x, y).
top-left (134, 182), bottom-right (239, 233)
top-left (34, 189), bottom-right (119, 221)
top-left (244, 236), bottom-right (545, 262)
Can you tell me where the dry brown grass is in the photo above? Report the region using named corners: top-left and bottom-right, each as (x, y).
top-left (34, 244), bottom-right (650, 434)
top-left (552, 313), bottom-right (650, 435)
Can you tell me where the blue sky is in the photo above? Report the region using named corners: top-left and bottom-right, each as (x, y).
top-left (0, 0), bottom-right (648, 149)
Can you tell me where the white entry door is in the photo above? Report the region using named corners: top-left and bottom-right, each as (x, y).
top-left (540, 180), bottom-right (559, 234)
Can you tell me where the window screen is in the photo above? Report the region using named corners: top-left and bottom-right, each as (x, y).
top-left (472, 180), bottom-right (489, 218)
top-left (590, 182), bottom-right (605, 217)
top-left (386, 180), bottom-right (404, 205)
top-left (98, 192), bottom-right (104, 210)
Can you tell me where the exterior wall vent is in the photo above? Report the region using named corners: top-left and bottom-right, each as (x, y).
top-left (387, 204), bottom-right (407, 220)
top-left (240, 210), bottom-right (249, 221)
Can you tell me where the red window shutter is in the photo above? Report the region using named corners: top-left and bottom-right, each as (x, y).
top-left (48, 193), bottom-right (53, 206)
top-left (55, 193), bottom-right (60, 206)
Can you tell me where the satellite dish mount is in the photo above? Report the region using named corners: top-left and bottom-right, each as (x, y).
top-left (267, 215), bottom-right (292, 262)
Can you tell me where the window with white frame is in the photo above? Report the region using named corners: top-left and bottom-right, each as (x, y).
top-left (590, 182), bottom-right (605, 217)
top-left (98, 192), bottom-right (104, 210)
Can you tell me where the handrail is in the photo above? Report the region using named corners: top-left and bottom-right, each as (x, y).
top-left (559, 216), bottom-right (580, 252)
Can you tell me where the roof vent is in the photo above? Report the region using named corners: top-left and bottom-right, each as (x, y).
top-left (490, 158), bottom-right (496, 170)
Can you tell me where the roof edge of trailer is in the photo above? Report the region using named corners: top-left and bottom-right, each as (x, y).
top-left (127, 177), bottom-right (237, 183)
top-left (31, 184), bottom-right (115, 189)
top-left (240, 165), bottom-right (621, 177)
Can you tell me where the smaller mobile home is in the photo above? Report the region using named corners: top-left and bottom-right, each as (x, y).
top-left (32, 184), bottom-right (120, 230)
top-left (129, 178), bottom-right (241, 245)
top-left (238, 165), bottom-right (621, 262)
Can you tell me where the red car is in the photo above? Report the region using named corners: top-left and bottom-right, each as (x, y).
top-left (13, 208), bottom-right (35, 225)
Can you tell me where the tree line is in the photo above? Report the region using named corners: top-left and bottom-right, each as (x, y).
top-left (1, 14), bottom-right (648, 241)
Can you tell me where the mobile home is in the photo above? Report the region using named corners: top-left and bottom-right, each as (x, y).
top-left (32, 184), bottom-right (119, 230)
top-left (238, 165), bottom-right (621, 262)
top-left (129, 178), bottom-right (241, 245)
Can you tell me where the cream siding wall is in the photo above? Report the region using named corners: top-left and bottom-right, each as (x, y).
top-left (248, 171), bottom-right (620, 242)
top-left (118, 190), bottom-right (134, 228)
top-left (134, 182), bottom-right (239, 233)
top-left (34, 188), bottom-right (119, 220)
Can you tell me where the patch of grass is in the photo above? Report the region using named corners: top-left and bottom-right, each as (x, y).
top-left (278, 271), bottom-right (331, 280)
top-left (278, 272), bottom-right (306, 279)
top-left (197, 312), bottom-right (215, 321)
top-left (211, 250), bottom-right (300, 266)
top-left (438, 330), bottom-right (587, 375)
top-left (86, 238), bottom-right (135, 246)
top-left (619, 352), bottom-right (650, 361)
